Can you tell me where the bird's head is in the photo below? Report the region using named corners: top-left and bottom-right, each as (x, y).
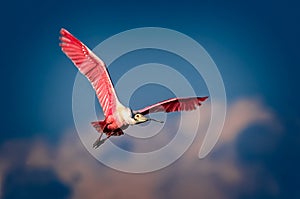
top-left (132, 113), bottom-right (164, 124)
top-left (133, 113), bottom-right (148, 124)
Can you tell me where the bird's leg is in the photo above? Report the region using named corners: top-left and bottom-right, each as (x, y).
top-left (92, 131), bottom-right (120, 149)
top-left (93, 132), bottom-right (106, 149)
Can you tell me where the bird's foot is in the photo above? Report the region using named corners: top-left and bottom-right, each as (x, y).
top-left (92, 133), bottom-right (107, 149)
top-left (93, 137), bottom-right (108, 149)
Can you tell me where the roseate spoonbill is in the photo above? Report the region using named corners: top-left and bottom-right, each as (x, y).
top-left (59, 28), bottom-right (208, 148)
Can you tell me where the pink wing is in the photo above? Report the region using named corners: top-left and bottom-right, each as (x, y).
top-left (59, 28), bottom-right (119, 117)
top-left (135, 97), bottom-right (208, 115)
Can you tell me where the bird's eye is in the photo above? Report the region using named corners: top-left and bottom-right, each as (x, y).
top-left (136, 114), bottom-right (140, 118)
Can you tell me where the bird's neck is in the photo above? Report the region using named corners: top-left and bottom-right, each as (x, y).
top-left (117, 106), bottom-right (136, 125)
top-left (123, 110), bottom-right (136, 125)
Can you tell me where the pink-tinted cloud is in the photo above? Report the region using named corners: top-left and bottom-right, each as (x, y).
top-left (220, 98), bottom-right (276, 143)
top-left (0, 97), bottom-right (279, 199)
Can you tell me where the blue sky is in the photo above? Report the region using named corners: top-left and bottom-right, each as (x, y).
top-left (1, 0), bottom-right (300, 198)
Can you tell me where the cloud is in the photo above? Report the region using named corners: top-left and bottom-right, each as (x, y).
top-left (0, 97), bottom-right (279, 199)
top-left (220, 98), bottom-right (276, 143)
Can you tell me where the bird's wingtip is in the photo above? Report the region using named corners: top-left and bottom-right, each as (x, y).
top-left (60, 28), bottom-right (68, 34)
top-left (59, 28), bottom-right (82, 47)
top-left (60, 28), bottom-right (73, 38)
top-left (199, 96), bottom-right (209, 101)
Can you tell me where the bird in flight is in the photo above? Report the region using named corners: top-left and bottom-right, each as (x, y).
top-left (59, 28), bottom-right (208, 148)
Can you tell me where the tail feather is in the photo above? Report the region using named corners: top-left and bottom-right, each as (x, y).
top-left (91, 120), bottom-right (106, 133)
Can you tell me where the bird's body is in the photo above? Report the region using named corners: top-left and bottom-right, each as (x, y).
top-left (60, 28), bottom-right (208, 148)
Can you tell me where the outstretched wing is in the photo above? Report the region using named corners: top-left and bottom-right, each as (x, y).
top-left (135, 97), bottom-right (208, 115)
top-left (59, 28), bottom-right (119, 117)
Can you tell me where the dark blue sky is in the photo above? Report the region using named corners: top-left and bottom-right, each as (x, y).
top-left (2, 0), bottom-right (299, 140)
top-left (1, 0), bottom-right (300, 198)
